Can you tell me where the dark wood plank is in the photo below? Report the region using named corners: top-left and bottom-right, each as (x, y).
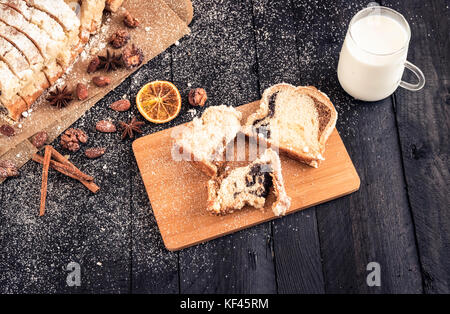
top-left (68, 90), bottom-right (133, 293)
top-left (251, 0), bottom-right (324, 293)
top-left (130, 52), bottom-right (180, 293)
top-left (383, 0), bottom-right (450, 293)
top-left (291, 0), bottom-right (423, 293)
top-left (0, 81), bottom-right (133, 294)
top-left (172, 0), bottom-right (276, 293)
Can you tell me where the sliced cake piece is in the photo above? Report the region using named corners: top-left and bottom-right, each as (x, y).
top-left (1, 0), bottom-right (73, 66)
top-left (0, 21), bottom-right (59, 89)
top-left (0, 36), bottom-right (33, 81)
top-left (19, 69), bottom-right (50, 107)
top-left (0, 60), bottom-right (20, 101)
top-left (0, 21), bottom-right (44, 70)
top-left (35, 0), bottom-right (85, 54)
top-left (0, 5), bottom-right (66, 83)
top-left (0, 4), bottom-right (65, 64)
top-left (174, 105), bottom-right (242, 176)
top-left (0, 14), bottom-right (62, 111)
top-left (0, 0), bottom-right (105, 121)
top-left (0, 60), bottom-right (29, 118)
top-left (25, 0), bottom-right (80, 33)
top-left (0, 36), bottom-right (48, 108)
top-left (0, 20), bottom-right (51, 116)
top-left (1, 1), bottom-right (66, 42)
top-left (243, 83), bottom-right (337, 168)
top-left (0, 96), bottom-right (27, 120)
top-left (29, 0), bottom-right (105, 45)
top-left (206, 148), bottom-right (291, 216)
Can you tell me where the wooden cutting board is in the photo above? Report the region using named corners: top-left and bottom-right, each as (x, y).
top-left (133, 100), bottom-right (360, 251)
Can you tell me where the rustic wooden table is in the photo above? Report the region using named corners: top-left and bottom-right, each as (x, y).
top-left (0, 0), bottom-right (448, 294)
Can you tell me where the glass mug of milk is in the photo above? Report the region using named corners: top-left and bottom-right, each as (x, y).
top-left (337, 6), bottom-right (425, 101)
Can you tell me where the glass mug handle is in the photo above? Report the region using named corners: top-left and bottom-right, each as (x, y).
top-left (399, 61), bottom-right (425, 91)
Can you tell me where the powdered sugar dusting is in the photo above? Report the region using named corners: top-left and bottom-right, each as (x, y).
top-left (1, 0), bottom-right (369, 293)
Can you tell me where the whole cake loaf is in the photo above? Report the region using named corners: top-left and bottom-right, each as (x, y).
top-left (0, 0), bottom-right (107, 121)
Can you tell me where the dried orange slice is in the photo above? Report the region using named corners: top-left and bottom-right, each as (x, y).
top-left (136, 80), bottom-right (182, 123)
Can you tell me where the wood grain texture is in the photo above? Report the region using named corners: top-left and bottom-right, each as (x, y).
top-left (171, 0), bottom-right (277, 293)
top-left (291, 0), bottom-right (423, 293)
top-left (0, 0), bottom-right (448, 294)
top-left (384, 0), bottom-right (450, 293)
top-left (129, 52), bottom-right (180, 294)
top-left (251, 0), bottom-right (325, 293)
top-left (62, 88), bottom-right (134, 293)
top-left (0, 88), bottom-right (133, 292)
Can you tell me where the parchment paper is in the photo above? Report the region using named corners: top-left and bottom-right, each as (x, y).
top-left (0, 0), bottom-right (192, 183)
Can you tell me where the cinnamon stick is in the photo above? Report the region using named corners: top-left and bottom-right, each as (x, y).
top-left (39, 146), bottom-right (52, 216)
top-left (32, 155), bottom-right (93, 181)
top-left (33, 154), bottom-right (93, 182)
top-left (48, 146), bottom-right (74, 166)
top-left (48, 147), bottom-right (100, 193)
top-left (32, 154), bottom-right (100, 194)
top-left (49, 147), bottom-right (100, 194)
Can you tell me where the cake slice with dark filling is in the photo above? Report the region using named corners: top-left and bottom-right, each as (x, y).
top-left (243, 83), bottom-right (338, 168)
top-left (206, 148), bottom-right (291, 216)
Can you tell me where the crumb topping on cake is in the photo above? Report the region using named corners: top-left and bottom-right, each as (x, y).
top-left (174, 105), bottom-right (242, 174)
top-left (207, 148), bottom-right (291, 216)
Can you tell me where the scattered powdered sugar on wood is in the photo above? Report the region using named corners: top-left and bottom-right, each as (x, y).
top-left (1, 0), bottom-right (369, 293)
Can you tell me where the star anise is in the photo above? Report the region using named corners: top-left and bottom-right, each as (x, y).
top-left (98, 49), bottom-right (123, 72)
top-left (47, 85), bottom-right (74, 109)
top-left (118, 117), bottom-right (145, 140)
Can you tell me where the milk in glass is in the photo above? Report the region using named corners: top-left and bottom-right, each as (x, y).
top-left (338, 12), bottom-right (410, 101)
